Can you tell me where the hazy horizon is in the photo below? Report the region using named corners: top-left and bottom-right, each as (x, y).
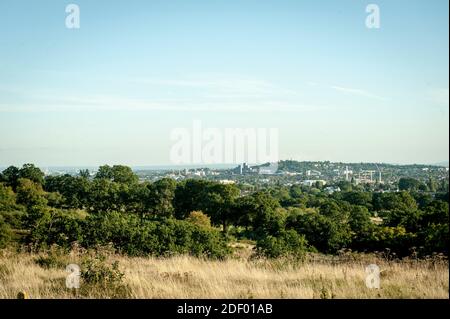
top-left (0, 159), bottom-right (448, 172)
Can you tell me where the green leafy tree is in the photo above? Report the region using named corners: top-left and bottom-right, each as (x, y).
top-left (16, 178), bottom-right (48, 208)
top-left (418, 200), bottom-right (449, 255)
top-left (0, 183), bottom-right (17, 211)
top-left (95, 165), bottom-right (114, 180)
top-left (372, 191), bottom-right (417, 212)
top-left (348, 205), bottom-right (372, 233)
top-left (28, 209), bottom-right (84, 247)
top-left (340, 191), bottom-right (373, 209)
top-left (422, 200), bottom-right (449, 225)
top-left (202, 183), bottom-right (240, 233)
top-left (365, 226), bottom-right (416, 256)
top-left (1, 166), bottom-right (20, 190)
top-left (286, 208), bottom-right (351, 253)
top-left (381, 209), bottom-right (423, 232)
top-left (44, 175), bottom-right (90, 209)
top-left (15, 178), bottom-right (51, 231)
top-left (269, 187), bottom-right (292, 207)
top-left (173, 179), bottom-right (211, 219)
top-left (413, 192), bottom-right (433, 209)
top-left (87, 178), bottom-right (121, 213)
top-left (289, 185), bottom-right (303, 198)
top-left (78, 169), bottom-right (90, 179)
top-left (235, 191), bottom-right (282, 237)
top-left (145, 178), bottom-right (177, 218)
top-left (110, 165), bottom-right (138, 184)
top-left (422, 223), bottom-right (448, 255)
top-left (95, 165), bottom-right (138, 185)
top-left (18, 164), bottom-right (45, 185)
top-left (398, 177), bottom-right (424, 191)
top-left (123, 182), bottom-right (150, 216)
top-left (186, 211), bottom-right (212, 229)
top-left (347, 205), bottom-right (377, 251)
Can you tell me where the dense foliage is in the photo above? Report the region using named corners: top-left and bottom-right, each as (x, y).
top-left (0, 164), bottom-right (448, 258)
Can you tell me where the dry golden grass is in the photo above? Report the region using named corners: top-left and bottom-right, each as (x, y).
top-left (0, 248), bottom-right (448, 299)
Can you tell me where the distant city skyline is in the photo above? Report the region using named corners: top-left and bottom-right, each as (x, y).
top-left (1, 160), bottom-right (448, 173)
top-left (0, 0), bottom-right (448, 167)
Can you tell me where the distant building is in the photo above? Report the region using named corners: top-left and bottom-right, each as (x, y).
top-left (302, 180), bottom-right (327, 187)
top-left (193, 170), bottom-right (206, 177)
top-left (219, 179), bottom-right (235, 185)
top-left (234, 162), bottom-right (255, 175)
top-left (306, 170), bottom-right (321, 177)
top-left (324, 186), bottom-right (341, 194)
top-left (280, 171), bottom-right (300, 176)
top-left (355, 170), bottom-right (376, 184)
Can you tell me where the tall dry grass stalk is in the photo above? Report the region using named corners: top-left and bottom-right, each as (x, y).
top-left (0, 249), bottom-right (448, 299)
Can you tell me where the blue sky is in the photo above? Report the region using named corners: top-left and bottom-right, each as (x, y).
top-left (0, 0), bottom-right (448, 167)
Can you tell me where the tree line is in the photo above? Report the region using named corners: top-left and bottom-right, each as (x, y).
top-left (0, 164), bottom-right (448, 259)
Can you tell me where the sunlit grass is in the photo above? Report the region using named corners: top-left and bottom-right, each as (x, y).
top-left (0, 248), bottom-right (447, 299)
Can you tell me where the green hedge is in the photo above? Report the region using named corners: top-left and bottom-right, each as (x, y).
top-left (28, 211), bottom-right (230, 259)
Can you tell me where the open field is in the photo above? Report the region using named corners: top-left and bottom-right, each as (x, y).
top-left (0, 248), bottom-right (448, 299)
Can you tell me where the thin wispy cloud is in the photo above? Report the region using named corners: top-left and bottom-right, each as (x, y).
top-left (128, 75), bottom-right (300, 98)
top-left (0, 93), bottom-right (324, 113)
top-left (330, 85), bottom-right (388, 101)
top-left (0, 74), bottom-right (324, 113)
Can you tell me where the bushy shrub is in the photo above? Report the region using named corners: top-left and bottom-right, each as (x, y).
top-left (81, 212), bottom-right (230, 258)
top-left (16, 178), bottom-right (48, 208)
top-left (0, 215), bottom-right (12, 248)
top-left (189, 224), bottom-right (230, 258)
top-left (82, 211), bottom-right (140, 249)
top-left (286, 210), bottom-right (351, 254)
top-left (0, 183), bottom-right (17, 211)
top-left (34, 247), bottom-right (68, 269)
top-left (81, 255), bottom-right (124, 286)
top-left (256, 230), bottom-right (309, 259)
top-left (421, 223), bottom-right (449, 255)
top-left (0, 210), bottom-right (25, 230)
top-left (28, 209), bottom-right (85, 248)
top-left (365, 226), bottom-right (417, 256)
top-left (381, 209), bottom-right (422, 232)
top-left (80, 255), bottom-right (131, 298)
top-left (186, 211), bottom-right (211, 228)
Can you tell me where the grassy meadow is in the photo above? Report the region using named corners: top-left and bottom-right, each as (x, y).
top-left (0, 245), bottom-right (448, 299)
